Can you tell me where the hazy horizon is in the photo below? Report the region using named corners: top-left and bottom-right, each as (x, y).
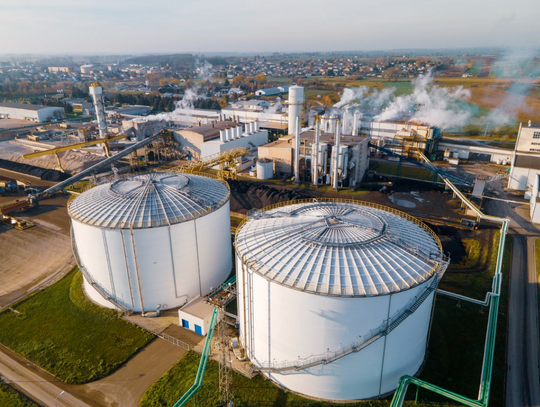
top-left (2, 0), bottom-right (539, 55)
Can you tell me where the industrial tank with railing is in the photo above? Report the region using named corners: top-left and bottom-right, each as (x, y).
top-left (235, 199), bottom-right (448, 401)
top-left (69, 172), bottom-right (232, 314)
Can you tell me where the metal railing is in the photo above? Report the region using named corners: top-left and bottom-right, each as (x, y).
top-left (67, 171), bottom-right (231, 229)
top-left (247, 198), bottom-right (443, 252)
top-left (251, 260), bottom-right (447, 374)
top-left (158, 333), bottom-right (191, 350)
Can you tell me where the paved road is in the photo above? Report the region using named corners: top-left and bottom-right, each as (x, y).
top-left (0, 345), bottom-right (90, 407)
top-left (486, 186), bottom-right (540, 407)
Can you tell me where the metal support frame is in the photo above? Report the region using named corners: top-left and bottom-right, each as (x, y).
top-left (390, 168), bottom-right (509, 407)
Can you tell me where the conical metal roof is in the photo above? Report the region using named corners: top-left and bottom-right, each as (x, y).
top-left (235, 201), bottom-right (443, 297)
top-left (68, 172), bottom-right (229, 229)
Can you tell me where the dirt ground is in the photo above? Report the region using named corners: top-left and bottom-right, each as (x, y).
top-left (0, 169), bottom-right (74, 307)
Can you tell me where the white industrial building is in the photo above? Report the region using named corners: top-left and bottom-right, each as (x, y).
top-left (0, 102), bottom-right (65, 122)
top-left (106, 105), bottom-right (151, 117)
top-left (508, 121), bottom-right (540, 191)
top-left (177, 296), bottom-right (215, 336)
top-left (69, 172), bottom-right (232, 314)
top-left (235, 200), bottom-right (448, 401)
top-left (173, 121), bottom-right (268, 160)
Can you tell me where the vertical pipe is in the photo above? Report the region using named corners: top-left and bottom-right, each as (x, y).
top-left (313, 117), bottom-right (320, 186)
top-left (294, 116), bottom-right (301, 183)
top-left (333, 121), bottom-right (341, 190)
top-left (353, 111), bottom-right (359, 136)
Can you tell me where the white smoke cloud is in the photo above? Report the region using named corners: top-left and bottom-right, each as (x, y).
top-left (484, 48), bottom-right (540, 128)
top-left (333, 87), bottom-right (369, 109)
top-left (195, 59), bottom-right (213, 79)
top-left (375, 71), bottom-right (472, 129)
top-left (145, 60), bottom-right (215, 122)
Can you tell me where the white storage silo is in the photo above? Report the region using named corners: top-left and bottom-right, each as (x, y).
top-left (235, 200), bottom-right (448, 401)
top-left (69, 172), bottom-right (232, 313)
top-left (256, 160), bottom-right (273, 180)
top-left (288, 85), bottom-right (304, 137)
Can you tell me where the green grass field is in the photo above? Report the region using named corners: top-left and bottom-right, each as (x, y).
top-left (0, 381), bottom-right (36, 407)
top-left (0, 270), bottom-right (154, 384)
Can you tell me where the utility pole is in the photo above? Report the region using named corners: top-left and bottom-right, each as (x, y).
top-left (218, 308), bottom-right (234, 406)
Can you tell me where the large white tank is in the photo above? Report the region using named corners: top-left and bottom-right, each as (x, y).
top-left (256, 160), bottom-right (273, 180)
top-left (69, 172), bottom-right (232, 313)
top-left (235, 200), bottom-right (447, 401)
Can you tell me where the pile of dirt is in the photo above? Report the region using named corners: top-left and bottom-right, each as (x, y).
top-left (0, 158), bottom-right (71, 181)
top-left (228, 180), bottom-right (306, 213)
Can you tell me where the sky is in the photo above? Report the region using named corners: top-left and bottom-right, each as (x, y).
top-left (1, 0), bottom-right (539, 55)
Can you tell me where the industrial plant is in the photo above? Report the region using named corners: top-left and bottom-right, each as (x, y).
top-left (0, 64), bottom-right (529, 407)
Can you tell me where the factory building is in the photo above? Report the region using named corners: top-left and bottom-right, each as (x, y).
top-left (122, 117), bottom-right (170, 141)
top-left (258, 127), bottom-right (370, 187)
top-left (69, 172), bottom-right (232, 314)
top-left (228, 100), bottom-right (270, 111)
top-left (173, 121), bottom-right (268, 160)
top-left (0, 102), bottom-right (65, 122)
top-left (106, 105), bottom-right (151, 117)
top-left (508, 121), bottom-right (540, 191)
top-left (235, 200), bottom-right (448, 401)
top-left (221, 104), bottom-right (286, 124)
top-left (360, 120), bottom-right (441, 159)
top-left (255, 85), bottom-right (291, 96)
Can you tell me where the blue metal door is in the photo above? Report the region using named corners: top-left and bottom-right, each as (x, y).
top-left (182, 319), bottom-right (189, 329)
top-left (195, 324), bottom-right (202, 335)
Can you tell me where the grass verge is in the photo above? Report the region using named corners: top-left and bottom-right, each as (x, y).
top-left (441, 230), bottom-right (500, 299)
top-left (0, 380), bottom-right (37, 407)
top-left (0, 270), bottom-right (154, 384)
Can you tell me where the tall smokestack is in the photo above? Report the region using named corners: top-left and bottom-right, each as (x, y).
top-left (88, 82), bottom-right (108, 139)
top-left (352, 111), bottom-right (359, 136)
top-left (294, 116), bottom-right (301, 183)
top-left (288, 86), bottom-right (304, 138)
top-left (313, 117), bottom-right (320, 186)
top-left (333, 121), bottom-right (341, 190)
top-left (342, 109), bottom-right (348, 134)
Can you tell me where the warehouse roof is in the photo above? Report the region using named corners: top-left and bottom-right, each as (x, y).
top-left (236, 201), bottom-right (444, 297)
top-left (0, 102), bottom-right (61, 111)
top-left (69, 172), bottom-right (229, 229)
top-left (181, 121), bottom-right (242, 141)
